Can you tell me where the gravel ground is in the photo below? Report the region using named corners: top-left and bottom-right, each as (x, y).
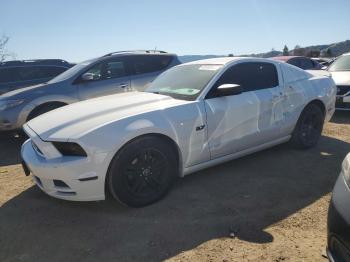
top-left (0, 111), bottom-right (349, 262)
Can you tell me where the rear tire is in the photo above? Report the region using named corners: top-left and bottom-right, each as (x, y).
top-left (107, 136), bottom-right (177, 207)
top-left (290, 104), bottom-right (324, 149)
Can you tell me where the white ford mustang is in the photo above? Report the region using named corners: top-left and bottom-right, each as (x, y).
top-left (21, 57), bottom-right (336, 207)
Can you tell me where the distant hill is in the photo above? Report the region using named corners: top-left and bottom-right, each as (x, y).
top-left (321, 40), bottom-right (350, 57)
top-left (179, 39), bottom-right (350, 63)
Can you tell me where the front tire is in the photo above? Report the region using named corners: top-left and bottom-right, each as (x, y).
top-left (290, 104), bottom-right (324, 149)
top-left (107, 136), bottom-right (177, 207)
top-left (27, 103), bottom-right (66, 121)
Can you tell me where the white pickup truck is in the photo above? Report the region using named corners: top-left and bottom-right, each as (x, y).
top-left (21, 57), bottom-right (336, 207)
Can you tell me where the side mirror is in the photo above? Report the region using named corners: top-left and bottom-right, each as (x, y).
top-left (81, 73), bottom-right (96, 81)
top-left (216, 84), bottom-right (242, 97)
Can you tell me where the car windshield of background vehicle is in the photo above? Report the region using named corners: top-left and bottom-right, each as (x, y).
top-left (47, 59), bottom-right (96, 83)
top-left (145, 64), bottom-right (222, 100)
top-left (328, 55), bottom-right (350, 71)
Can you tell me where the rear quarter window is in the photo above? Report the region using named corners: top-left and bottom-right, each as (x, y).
top-left (300, 58), bottom-right (314, 70)
top-left (281, 63), bottom-right (312, 83)
top-left (17, 66), bottom-right (67, 81)
top-left (131, 55), bottom-right (173, 75)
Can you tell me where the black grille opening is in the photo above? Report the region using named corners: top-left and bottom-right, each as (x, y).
top-left (53, 180), bottom-right (69, 188)
top-left (336, 100), bottom-right (350, 109)
top-left (337, 86), bottom-right (350, 96)
top-left (57, 191), bottom-right (76, 196)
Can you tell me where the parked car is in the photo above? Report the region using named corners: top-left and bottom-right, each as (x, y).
top-left (0, 50), bottom-right (180, 133)
top-left (21, 57), bottom-right (336, 207)
top-left (327, 153), bottom-right (350, 262)
top-left (312, 57), bottom-right (334, 67)
top-left (272, 56), bottom-right (323, 70)
top-left (0, 59), bottom-right (73, 95)
top-left (327, 52), bottom-right (350, 110)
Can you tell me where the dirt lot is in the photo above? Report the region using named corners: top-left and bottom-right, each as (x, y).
top-left (0, 112), bottom-right (349, 262)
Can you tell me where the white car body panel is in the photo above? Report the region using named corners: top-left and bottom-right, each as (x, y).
top-left (332, 71), bottom-right (350, 86)
top-left (21, 57), bottom-right (337, 201)
top-left (331, 71), bottom-right (350, 103)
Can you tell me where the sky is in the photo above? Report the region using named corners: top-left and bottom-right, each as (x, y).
top-left (1, 0), bottom-right (350, 62)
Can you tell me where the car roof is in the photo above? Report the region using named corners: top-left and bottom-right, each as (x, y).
top-left (0, 59), bottom-right (71, 67)
top-left (102, 50), bottom-right (177, 58)
top-left (271, 56), bottom-right (305, 62)
top-left (183, 56), bottom-right (279, 66)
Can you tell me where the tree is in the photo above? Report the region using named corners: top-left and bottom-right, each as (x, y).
top-left (283, 45), bottom-right (289, 56)
top-left (306, 50), bottom-right (320, 58)
top-left (0, 35), bottom-right (15, 62)
top-left (228, 53), bottom-right (234, 57)
top-left (293, 45), bottom-right (306, 56)
top-left (326, 48), bottom-right (333, 58)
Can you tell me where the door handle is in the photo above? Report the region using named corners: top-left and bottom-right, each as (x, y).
top-left (196, 125), bottom-right (205, 131)
top-left (119, 83), bottom-right (128, 88)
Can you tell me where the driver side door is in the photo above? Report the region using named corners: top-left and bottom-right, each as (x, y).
top-left (75, 57), bottom-right (132, 101)
top-left (204, 62), bottom-right (285, 159)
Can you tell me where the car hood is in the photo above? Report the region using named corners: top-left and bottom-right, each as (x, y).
top-left (26, 92), bottom-right (189, 141)
top-left (306, 70), bottom-right (331, 78)
top-left (330, 71), bottom-right (350, 86)
top-left (0, 83), bottom-right (52, 98)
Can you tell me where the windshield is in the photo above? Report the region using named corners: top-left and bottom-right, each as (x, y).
top-left (47, 58), bottom-right (96, 83)
top-left (145, 64), bottom-right (222, 100)
top-left (328, 55), bottom-right (350, 71)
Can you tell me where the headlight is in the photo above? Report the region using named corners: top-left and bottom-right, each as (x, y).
top-left (0, 100), bottom-right (25, 111)
top-left (342, 153), bottom-right (350, 187)
top-left (52, 142), bottom-right (87, 157)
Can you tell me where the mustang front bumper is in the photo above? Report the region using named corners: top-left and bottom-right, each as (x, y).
top-left (21, 137), bottom-right (108, 202)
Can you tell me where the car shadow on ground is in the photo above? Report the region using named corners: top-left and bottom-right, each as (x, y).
top-left (0, 133), bottom-right (25, 166)
top-left (1, 132), bottom-right (349, 261)
top-left (330, 110), bottom-right (350, 124)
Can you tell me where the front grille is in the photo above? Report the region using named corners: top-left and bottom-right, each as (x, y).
top-left (53, 180), bottom-right (69, 188)
top-left (337, 85), bottom-right (350, 96)
top-left (336, 100), bottom-right (350, 109)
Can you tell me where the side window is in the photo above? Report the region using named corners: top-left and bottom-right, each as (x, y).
top-left (214, 62), bottom-right (278, 93)
top-left (104, 61), bottom-right (127, 79)
top-left (300, 58), bottom-right (314, 70)
top-left (82, 59), bottom-right (127, 81)
top-left (0, 68), bottom-right (19, 83)
top-left (131, 55), bottom-right (173, 75)
top-left (42, 67), bottom-right (67, 78)
top-left (288, 58), bottom-right (300, 68)
top-left (18, 66), bottom-right (45, 81)
top-left (84, 62), bottom-right (103, 80)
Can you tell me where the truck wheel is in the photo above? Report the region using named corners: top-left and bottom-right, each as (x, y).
top-left (290, 104), bottom-right (324, 149)
top-left (107, 136), bottom-right (177, 207)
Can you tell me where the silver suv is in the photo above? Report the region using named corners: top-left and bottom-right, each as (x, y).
top-left (0, 50), bottom-right (180, 133)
